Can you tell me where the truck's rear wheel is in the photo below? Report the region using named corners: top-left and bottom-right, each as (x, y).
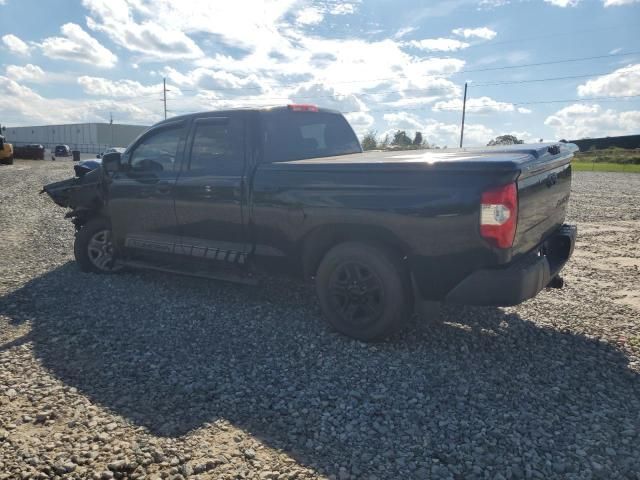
top-left (74, 218), bottom-right (123, 274)
top-left (315, 242), bottom-right (411, 341)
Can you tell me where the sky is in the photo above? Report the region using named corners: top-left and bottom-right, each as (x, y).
top-left (1, 0), bottom-right (639, 147)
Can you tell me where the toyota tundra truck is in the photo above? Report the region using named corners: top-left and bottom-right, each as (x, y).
top-left (43, 105), bottom-right (577, 341)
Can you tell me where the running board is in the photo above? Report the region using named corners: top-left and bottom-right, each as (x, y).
top-left (119, 260), bottom-right (258, 285)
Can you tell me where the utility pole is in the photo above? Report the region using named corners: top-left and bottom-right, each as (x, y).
top-left (163, 78), bottom-right (167, 120)
top-left (459, 82), bottom-right (468, 148)
top-left (110, 112), bottom-right (113, 147)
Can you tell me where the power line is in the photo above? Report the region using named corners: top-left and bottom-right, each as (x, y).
top-left (160, 70), bottom-right (636, 107)
top-left (513, 94), bottom-right (640, 106)
top-left (454, 23), bottom-right (637, 50)
top-left (339, 95), bottom-right (640, 115)
top-left (165, 50), bottom-right (640, 93)
top-left (471, 71), bottom-right (626, 87)
top-left (167, 94), bottom-right (639, 117)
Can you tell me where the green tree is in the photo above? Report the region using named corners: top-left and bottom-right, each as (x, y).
top-left (379, 134), bottom-right (390, 149)
top-left (487, 135), bottom-right (525, 146)
top-left (392, 130), bottom-right (412, 147)
top-left (361, 130), bottom-right (378, 151)
top-left (413, 131), bottom-right (424, 146)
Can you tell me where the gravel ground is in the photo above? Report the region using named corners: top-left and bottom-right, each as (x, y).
top-left (1, 161), bottom-right (639, 480)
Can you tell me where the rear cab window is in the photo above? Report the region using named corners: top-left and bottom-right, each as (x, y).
top-left (261, 109), bottom-right (361, 163)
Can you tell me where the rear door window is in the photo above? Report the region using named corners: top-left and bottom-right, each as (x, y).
top-left (188, 117), bottom-right (244, 175)
top-left (262, 111), bottom-right (361, 162)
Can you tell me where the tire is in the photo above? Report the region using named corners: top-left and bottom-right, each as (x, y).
top-left (315, 242), bottom-right (412, 341)
top-left (74, 218), bottom-right (123, 274)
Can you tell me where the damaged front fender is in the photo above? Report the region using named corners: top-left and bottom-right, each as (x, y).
top-left (41, 167), bottom-right (107, 225)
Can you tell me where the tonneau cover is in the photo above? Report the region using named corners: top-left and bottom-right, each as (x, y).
top-left (270, 143), bottom-right (577, 175)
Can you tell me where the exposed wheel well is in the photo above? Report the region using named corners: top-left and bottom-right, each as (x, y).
top-left (301, 224), bottom-right (408, 278)
top-left (70, 209), bottom-right (108, 230)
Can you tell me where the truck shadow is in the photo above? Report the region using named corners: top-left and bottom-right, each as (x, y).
top-left (2, 262), bottom-right (639, 477)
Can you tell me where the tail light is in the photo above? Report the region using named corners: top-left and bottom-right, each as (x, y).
top-left (480, 182), bottom-right (518, 248)
top-left (287, 104), bottom-right (319, 112)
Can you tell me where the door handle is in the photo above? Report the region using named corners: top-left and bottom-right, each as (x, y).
top-left (156, 181), bottom-right (172, 195)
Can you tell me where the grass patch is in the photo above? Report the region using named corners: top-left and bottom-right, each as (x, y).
top-left (572, 147), bottom-right (640, 173)
top-left (572, 162), bottom-right (640, 173)
top-left (573, 147), bottom-right (640, 164)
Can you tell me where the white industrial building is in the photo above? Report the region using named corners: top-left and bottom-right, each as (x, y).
top-left (4, 123), bottom-right (149, 153)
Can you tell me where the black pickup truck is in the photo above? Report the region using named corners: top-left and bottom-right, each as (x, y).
top-left (43, 105), bottom-right (577, 341)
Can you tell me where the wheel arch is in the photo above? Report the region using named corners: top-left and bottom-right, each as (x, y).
top-left (69, 207), bottom-right (109, 230)
top-left (300, 223), bottom-right (409, 278)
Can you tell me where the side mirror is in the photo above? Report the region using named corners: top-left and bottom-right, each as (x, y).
top-left (102, 152), bottom-right (122, 173)
top-left (96, 153), bottom-right (101, 158)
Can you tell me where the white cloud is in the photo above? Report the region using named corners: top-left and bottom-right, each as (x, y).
top-left (433, 96), bottom-right (515, 114)
top-left (409, 38), bottom-right (469, 52)
top-left (83, 0), bottom-right (290, 59)
top-left (452, 27), bottom-right (497, 40)
top-left (345, 112), bottom-right (374, 136)
top-left (83, 0), bottom-right (204, 61)
top-left (383, 112), bottom-right (424, 131)
top-left (517, 107), bottom-right (532, 114)
top-left (394, 26), bottom-right (416, 39)
top-left (295, 1), bottom-right (356, 23)
top-left (544, 0), bottom-right (580, 6)
top-left (2, 34), bottom-right (31, 56)
top-left (330, 3), bottom-right (356, 15)
top-left (0, 76), bottom-right (160, 126)
top-left (381, 112), bottom-right (498, 147)
top-left (77, 76), bottom-right (175, 98)
top-left (76, 0), bottom-right (466, 126)
top-left (379, 77), bottom-right (461, 107)
top-left (544, 103), bottom-right (640, 139)
top-left (290, 83), bottom-right (367, 113)
top-left (296, 7), bottom-right (324, 25)
top-left (292, 36), bottom-right (465, 95)
top-left (40, 23), bottom-right (117, 68)
top-left (162, 66), bottom-right (265, 93)
top-left (577, 64), bottom-right (640, 97)
top-left (5, 64), bottom-right (45, 83)
top-left (463, 124), bottom-right (497, 144)
top-left (478, 0), bottom-right (510, 8)
top-left (603, 0), bottom-right (639, 5)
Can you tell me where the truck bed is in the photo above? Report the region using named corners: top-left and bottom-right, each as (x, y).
top-left (255, 143), bottom-right (575, 296)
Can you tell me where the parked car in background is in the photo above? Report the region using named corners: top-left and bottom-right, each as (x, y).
top-left (55, 145), bottom-right (71, 156)
top-left (96, 147), bottom-right (125, 158)
top-left (43, 105), bottom-right (577, 341)
top-left (0, 135), bottom-right (14, 165)
top-left (14, 144), bottom-right (45, 160)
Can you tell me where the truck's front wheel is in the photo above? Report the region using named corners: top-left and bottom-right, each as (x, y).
top-left (74, 218), bottom-right (123, 274)
top-left (316, 242), bottom-right (412, 341)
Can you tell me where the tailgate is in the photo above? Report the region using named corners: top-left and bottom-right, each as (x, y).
top-left (512, 146), bottom-right (573, 256)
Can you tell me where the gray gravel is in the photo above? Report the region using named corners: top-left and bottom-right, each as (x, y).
top-left (1, 161), bottom-right (639, 480)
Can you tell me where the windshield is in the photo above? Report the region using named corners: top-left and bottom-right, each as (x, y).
top-left (261, 111), bottom-right (361, 163)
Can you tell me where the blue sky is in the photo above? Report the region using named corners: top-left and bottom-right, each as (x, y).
top-left (1, 0), bottom-right (639, 146)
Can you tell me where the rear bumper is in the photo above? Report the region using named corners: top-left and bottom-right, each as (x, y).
top-left (445, 224), bottom-right (576, 306)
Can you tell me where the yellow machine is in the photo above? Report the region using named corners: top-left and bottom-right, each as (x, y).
top-left (0, 135), bottom-right (14, 165)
